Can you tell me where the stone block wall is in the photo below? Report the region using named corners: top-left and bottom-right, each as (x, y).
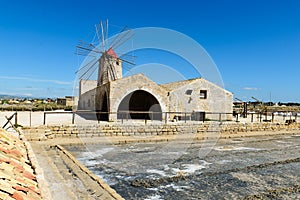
top-left (22, 122), bottom-right (300, 141)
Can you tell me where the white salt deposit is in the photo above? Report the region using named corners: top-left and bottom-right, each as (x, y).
top-left (215, 146), bottom-right (261, 151)
top-left (275, 140), bottom-right (293, 144)
top-left (147, 169), bottom-right (167, 177)
top-left (172, 160), bottom-right (211, 174)
top-left (144, 194), bottom-right (163, 200)
top-left (94, 147), bottom-right (114, 156)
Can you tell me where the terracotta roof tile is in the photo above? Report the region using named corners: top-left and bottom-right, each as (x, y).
top-left (0, 170), bottom-right (11, 179)
top-left (22, 171), bottom-right (36, 181)
top-left (0, 182), bottom-right (15, 195)
top-left (0, 190), bottom-right (15, 200)
top-left (28, 185), bottom-right (40, 195)
top-left (0, 129), bottom-right (42, 200)
top-left (27, 190), bottom-right (41, 200)
top-left (12, 191), bottom-right (26, 200)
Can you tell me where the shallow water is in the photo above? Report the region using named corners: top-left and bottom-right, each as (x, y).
top-left (65, 134), bottom-right (300, 199)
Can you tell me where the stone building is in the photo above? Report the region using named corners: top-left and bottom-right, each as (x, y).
top-left (57, 96), bottom-right (78, 107)
top-left (78, 48), bottom-right (233, 121)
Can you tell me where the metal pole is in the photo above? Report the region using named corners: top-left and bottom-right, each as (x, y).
top-left (219, 113), bottom-right (221, 122)
top-left (272, 113), bottom-right (274, 122)
top-left (260, 113), bottom-right (262, 122)
top-left (236, 113), bottom-right (239, 122)
top-left (43, 112), bottom-right (46, 125)
top-left (165, 112), bottom-right (167, 124)
top-left (251, 113), bottom-right (254, 122)
top-left (72, 112), bottom-right (75, 124)
top-left (265, 112), bottom-right (267, 121)
top-left (29, 110), bottom-right (32, 127)
top-left (14, 112), bottom-right (18, 127)
top-left (184, 113), bottom-right (187, 123)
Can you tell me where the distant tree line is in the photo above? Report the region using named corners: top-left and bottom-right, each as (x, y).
top-left (277, 102), bottom-right (300, 106)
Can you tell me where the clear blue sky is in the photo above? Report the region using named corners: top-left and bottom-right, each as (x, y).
top-left (0, 0), bottom-right (299, 102)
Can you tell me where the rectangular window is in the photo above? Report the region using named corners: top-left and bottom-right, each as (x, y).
top-left (200, 90), bottom-right (207, 99)
top-left (186, 89), bottom-right (193, 95)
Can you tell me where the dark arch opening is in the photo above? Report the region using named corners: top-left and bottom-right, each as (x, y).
top-left (97, 93), bottom-right (108, 121)
top-left (117, 90), bottom-right (162, 120)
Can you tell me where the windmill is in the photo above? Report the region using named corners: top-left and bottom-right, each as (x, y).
top-left (76, 20), bottom-right (135, 86)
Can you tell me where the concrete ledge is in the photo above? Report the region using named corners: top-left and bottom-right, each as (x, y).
top-left (55, 145), bottom-right (124, 200)
top-left (19, 129), bottom-right (52, 200)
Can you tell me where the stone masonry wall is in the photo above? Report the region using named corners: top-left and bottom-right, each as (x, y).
top-left (22, 122), bottom-right (300, 141)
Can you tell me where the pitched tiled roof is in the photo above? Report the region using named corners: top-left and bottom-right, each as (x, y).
top-left (107, 47), bottom-right (118, 58)
top-left (0, 129), bottom-right (42, 200)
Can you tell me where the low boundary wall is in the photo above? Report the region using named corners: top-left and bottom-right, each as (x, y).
top-left (22, 122), bottom-right (300, 141)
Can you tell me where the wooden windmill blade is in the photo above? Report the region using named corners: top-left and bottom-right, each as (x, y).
top-left (76, 44), bottom-right (103, 56)
top-left (110, 29), bottom-right (134, 50)
top-left (106, 53), bottom-right (135, 66)
top-left (75, 57), bottom-right (98, 74)
top-left (77, 58), bottom-right (99, 80)
top-left (109, 25), bottom-right (129, 49)
top-left (78, 40), bottom-right (102, 52)
top-left (116, 52), bottom-right (137, 59)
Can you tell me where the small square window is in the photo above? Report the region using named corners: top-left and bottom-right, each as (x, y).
top-left (200, 90), bottom-right (207, 99)
top-left (186, 89), bottom-right (193, 95)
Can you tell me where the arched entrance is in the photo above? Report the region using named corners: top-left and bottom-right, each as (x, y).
top-left (117, 90), bottom-right (162, 120)
top-left (97, 93), bottom-right (108, 121)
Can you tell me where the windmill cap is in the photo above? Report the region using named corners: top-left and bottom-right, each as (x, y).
top-left (107, 47), bottom-right (118, 58)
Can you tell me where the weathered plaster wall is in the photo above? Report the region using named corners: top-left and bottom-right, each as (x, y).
top-left (168, 79), bottom-right (233, 120)
top-left (79, 80), bottom-right (97, 96)
top-left (108, 74), bottom-right (169, 121)
top-left (78, 88), bottom-right (97, 110)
